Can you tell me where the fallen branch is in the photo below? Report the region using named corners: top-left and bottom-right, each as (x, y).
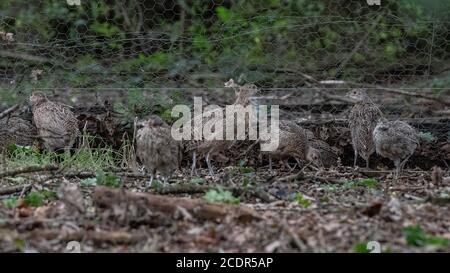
top-left (93, 187), bottom-right (261, 222)
top-left (155, 183), bottom-right (210, 195)
top-left (0, 104), bottom-right (19, 120)
top-left (0, 184), bottom-right (31, 195)
top-left (0, 165), bottom-right (59, 179)
top-left (155, 183), bottom-right (277, 203)
top-left (29, 229), bottom-right (145, 245)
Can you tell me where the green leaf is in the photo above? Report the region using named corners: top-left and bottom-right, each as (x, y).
top-left (24, 190), bottom-right (56, 207)
top-left (2, 197), bottom-right (17, 209)
top-left (95, 171), bottom-right (122, 188)
top-left (359, 178), bottom-right (378, 188)
top-left (239, 166), bottom-right (256, 178)
top-left (403, 225), bottom-right (427, 246)
top-left (215, 6), bottom-right (232, 22)
top-left (402, 225), bottom-right (448, 247)
top-left (81, 177), bottom-right (98, 187)
top-left (343, 178), bottom-right (378, 189)
top-left (204, 187), bottom-right (240, 205)
top-left (295, 193), bottom-right (312, 208)
top-left (419, 132), bottom-right (436, 142)
top-left (353, 242), bottom-right (371, 253)
top-left (426, 236), bottom-right (450, 247)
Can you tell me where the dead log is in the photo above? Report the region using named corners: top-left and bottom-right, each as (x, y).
top-left (0, 184), bottom-right (31, 195)
top-left (0, 165), bottom-right (59, 179)
top-left (93, 187), bottom-right (261, 223)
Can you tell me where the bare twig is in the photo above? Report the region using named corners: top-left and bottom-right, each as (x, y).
top-left (0, 104), bottom-right (19, 120)
top-left (277, 171), bottom-right (304, 182)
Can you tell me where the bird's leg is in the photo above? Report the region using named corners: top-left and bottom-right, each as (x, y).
top-left (353, 150), bottom-right (358, 168)
top-left (384, 177), bottom-right (390, 196)
top-left (399, 154), bottom-right (412, 175)
top-left (163, 176), bottom-right (169, 186)
top-left (268, 155), bottom-right (273, 172)
top-left (293, 157), bottom-right (302, 170)
top-left (365, 158), bottom-right (370, 169)
top-left (283, 160), bottom-right (295, 172)
top-left (190, 152), bottom-right (197, 177)
top-left (393, 157), bottom-right (409, 183)
top-left (205, 152), bottom-right (214, 176)
top-left (147, 173), bottom-right (154, 189)
top-left (394, 159), bottom-right (401, 180)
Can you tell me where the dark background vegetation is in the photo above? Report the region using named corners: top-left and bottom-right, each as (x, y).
top-left (1, 0), bottom-right (449, 98)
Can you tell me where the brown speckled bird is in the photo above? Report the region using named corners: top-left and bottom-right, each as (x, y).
top-left (30, 92), bottom-right (80, 152)
top-left (373, 120), bottom-right (419, 182)
top-left (346, 88), bottom-right (383, 168)
top-left (306, 139), bottom-right (339, 168)
top-left (260, 120), bottom-right (310, 170)
top-left (0, 116), bottom-right (37, 150)
top-left (136, 115), bottom-right (181, 186)
top-left (185, 79), bottom-right (259, 176)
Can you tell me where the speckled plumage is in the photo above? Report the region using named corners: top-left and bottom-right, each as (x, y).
top-left (347, 89), bottom-right (383, 168)
top-left (186, 79), bottom-right (259, 176)
top-left (30, 92), bottom-right (80, 151)
top-left (306, 138), bottom-right (339, 168)
top-left (373, 120), bottom-right (419, 180)
top-left (136, 115), bottom-right (181, 186)
top-left (261, 120), bottom-right (310, 169)
top-left (0, 116), bottom-right (37, 149)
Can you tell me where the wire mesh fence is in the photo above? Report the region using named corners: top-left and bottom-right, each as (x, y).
top-left (0, 0), bottom-right (449, 167)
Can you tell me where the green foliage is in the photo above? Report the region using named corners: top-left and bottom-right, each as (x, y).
top-left (80, 177), bottom-right (98, 187)
top-left (344, 178), bottom-right (378, 189)
top-left (242, 177), bottom-right (253, 189)
top-left (81, 171), bottom-right (121, 188)
top-left (204, 187), bottom-right (240, 205)
top-left (189, 177), bottom-right (205, 184)
top-left (114, 89), bottom-right (151, 119)
top-left (239, 166), bottom-right (256, 176)
top-left (114, 88), bottom-right (184, 123)
top-left (1, 0), bottom-right (447, 93)
top-left (5, 136), bottom-right (118, 172)
top-left (2, 197), bottom-right (18, 209)
top-left (14, 238), bottom-right (26, 252)
top-left (24, 190), bottom-right (57, 207)
top-left (353, 242), bottom-right (371, 253)
top-left (403, 225), bottom-right (449, 247)
top-left (359, 178), bottom-right (378, 188)
top-left (419, 132), bottom-right (436, 142)
top-left (295, 193), bottom-right (312, 208)
top-left (94, 171), bottom-right (122, 188)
